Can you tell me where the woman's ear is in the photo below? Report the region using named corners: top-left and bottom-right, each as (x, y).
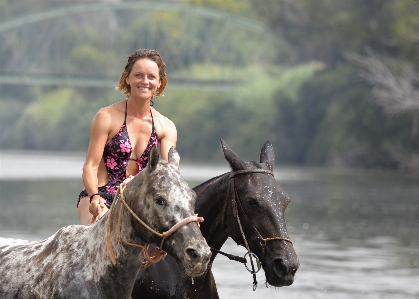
top-left (125, 73), bottom-right (130, 86)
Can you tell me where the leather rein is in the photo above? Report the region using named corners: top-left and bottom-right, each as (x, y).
top-left (224, 168), bottom-right (293, 290)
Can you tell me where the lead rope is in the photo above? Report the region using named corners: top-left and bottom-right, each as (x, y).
top-left (105, 178), bottom-right (204, 267)
top-left (229, 169), bottom-right (294, 291)
top-left (106, 184), bottom-right (164, 267)
top-left (230, 179), bottom-right (260, 291)
top-left (233, 196), bottom-right (260, 290)
top-left (210, 247), bottom-right (247, 264)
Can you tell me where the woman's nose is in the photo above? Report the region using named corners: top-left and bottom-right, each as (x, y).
top-left (140, 75), bottom-right (148, 83)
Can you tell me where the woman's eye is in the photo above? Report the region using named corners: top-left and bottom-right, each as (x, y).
top-left (155, 196), bottom-right (167, 206)
top-left (246, 197), bottom-right (258, 207)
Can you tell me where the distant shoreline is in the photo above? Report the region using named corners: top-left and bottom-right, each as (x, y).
top-left (0, 150), bottom-right (232, 181)
top-left (0, 150), bottom-right (356, 182)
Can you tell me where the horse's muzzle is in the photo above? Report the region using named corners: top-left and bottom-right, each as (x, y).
top-left (276, 257), bottom-right (299, 285)
top-left (183, 241), bottom-right (212, 278)
top-left (263, 254), bottom-right (300, 287)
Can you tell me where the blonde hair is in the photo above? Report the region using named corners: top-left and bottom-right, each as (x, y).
top-left (115, 49), bottom-right (167, 98)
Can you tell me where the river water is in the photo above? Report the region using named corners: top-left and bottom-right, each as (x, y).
top-left (0, 151), bottom-right (418, 298)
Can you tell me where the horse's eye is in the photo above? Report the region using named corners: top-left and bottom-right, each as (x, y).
top-left (155, 196), bottom-right (167, 206)
top-left (246, 197), bottom-right (258, 207)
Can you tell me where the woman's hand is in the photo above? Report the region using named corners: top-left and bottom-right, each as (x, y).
top-left (89, 197), bottom-right (106, 223)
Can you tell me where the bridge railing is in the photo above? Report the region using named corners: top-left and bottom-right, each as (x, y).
top-left (0, 2), bottom-right (275, 88)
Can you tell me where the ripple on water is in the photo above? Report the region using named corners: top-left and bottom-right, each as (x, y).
top-left (212, 236), bottom-right (419, 299)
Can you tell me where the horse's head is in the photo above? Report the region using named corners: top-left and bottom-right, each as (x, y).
top-left (220, 138), bottom-right (299, 287)
top-left (122, 146), bottom-right (211, 278)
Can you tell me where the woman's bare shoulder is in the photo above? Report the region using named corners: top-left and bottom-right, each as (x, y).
top-left (91, 100), bottom-right (127, 132)
top-left (99, 100), bottom-right (126, 114)
top-left (95, 101), bottom-right (126, 120)
top-left (152, 108), bottom-right (177, 152)
top-left (152, 108), bottom-right (176, 133)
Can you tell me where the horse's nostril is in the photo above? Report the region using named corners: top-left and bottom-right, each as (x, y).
top-left (273, 258), bottom-right (288, 277)
top-left (185, 248), bottom-right (198, 261)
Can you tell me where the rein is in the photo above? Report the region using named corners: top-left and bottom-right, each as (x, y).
top-left (105, 181), bottom-right (204, 267)
top-left (227, 169), bottom-right (293, 290)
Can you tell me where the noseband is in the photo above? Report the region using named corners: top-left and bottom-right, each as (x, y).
top-left (228, 169), bottom-right (293, 290)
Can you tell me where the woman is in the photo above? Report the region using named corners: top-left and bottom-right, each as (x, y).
top-left (77, 49), bottom-right (177, 225)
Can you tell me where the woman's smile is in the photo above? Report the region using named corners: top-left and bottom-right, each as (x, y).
top-left (127, 58), bottom-right (161, 99)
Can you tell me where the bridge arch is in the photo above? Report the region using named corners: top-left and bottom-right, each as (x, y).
top-left (0, 2), bottom-right (275, 88)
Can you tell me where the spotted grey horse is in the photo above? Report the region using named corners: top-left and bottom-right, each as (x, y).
top-left (0, 146), bottom-right (212, 299)
top-left (132, 139), bottom-right (300, 299)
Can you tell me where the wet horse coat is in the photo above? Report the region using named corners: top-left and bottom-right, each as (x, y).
top-left (133, 139), bottom-right (300, 299)
top-left (0, 147), bottom-right (211, 299)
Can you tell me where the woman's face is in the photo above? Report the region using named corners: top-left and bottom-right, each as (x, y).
top-left (126, 58), bottom-right (161, 100)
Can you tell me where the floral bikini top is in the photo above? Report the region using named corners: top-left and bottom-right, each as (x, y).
top-left (103, 101), bottom-right (158, 190)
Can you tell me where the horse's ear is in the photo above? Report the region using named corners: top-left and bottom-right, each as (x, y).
top-left (168, 147), bottom-right (180, 170)
top-left (148, 146), bottom-right (159, 172)
top-left (220, 138), bottom-right (246, 171)
top-left (260, 140), bottom-right (275, 171)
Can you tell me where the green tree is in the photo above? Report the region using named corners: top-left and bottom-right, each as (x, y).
top-left (250, 0), bottom-right (395, 65)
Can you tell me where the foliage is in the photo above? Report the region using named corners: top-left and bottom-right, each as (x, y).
top-left (158, 63), bottom-right (322, 161)
top-left (0, 97), bottom-right (25, 148)
top-left (155, 88), bottom-right (251, 162)
top-left (272, 64), bottom-right (416, 169)
top-left (181, 0), bottom-right (252, 16)
top-left (1, 0), bottom-right (419, 171)
top-left (0, 0), bottom-right (11, 22)
top-left (250, 0), bottom-right (396, 65)
top-left (12, 88), bottom-right (117, 151)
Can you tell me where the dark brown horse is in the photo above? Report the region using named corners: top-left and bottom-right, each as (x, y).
top-left (132, 139), bottom-right (299, 299)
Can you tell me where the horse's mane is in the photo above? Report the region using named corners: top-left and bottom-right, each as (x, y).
top-left (192, 172), bottom-right (230, 195)
top-left (192, 161), bottom-right (266, 195)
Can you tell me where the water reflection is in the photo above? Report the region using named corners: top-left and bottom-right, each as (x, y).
top-left (0, 152), bottom-right (418, 298)
top-left (282, 171), bottom-right (419, 243)
top-left (0, 179), bottom-right (80, 240)
top-left (213, 236), bottom-right (419, 298)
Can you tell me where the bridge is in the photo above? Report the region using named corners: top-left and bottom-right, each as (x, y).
top-left (0, 2), bottom-right (274, 89)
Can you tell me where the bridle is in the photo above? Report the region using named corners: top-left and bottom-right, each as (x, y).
top-left (106, 181), bottom-right (204, 267)
top-left (227, 169), bottom-right (293, 290)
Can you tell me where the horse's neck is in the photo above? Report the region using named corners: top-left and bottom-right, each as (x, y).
top-left (87, 199), bottom-right (147, 298)
top-left (107, 198), bottom-right (148, 260)
top-left (194, 173), bottom-right (231, 250)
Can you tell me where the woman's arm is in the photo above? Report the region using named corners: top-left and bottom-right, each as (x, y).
top-left (157, 115), bottom-right (177, 161)
top-left (82, 109), bottom-right (112, 218)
